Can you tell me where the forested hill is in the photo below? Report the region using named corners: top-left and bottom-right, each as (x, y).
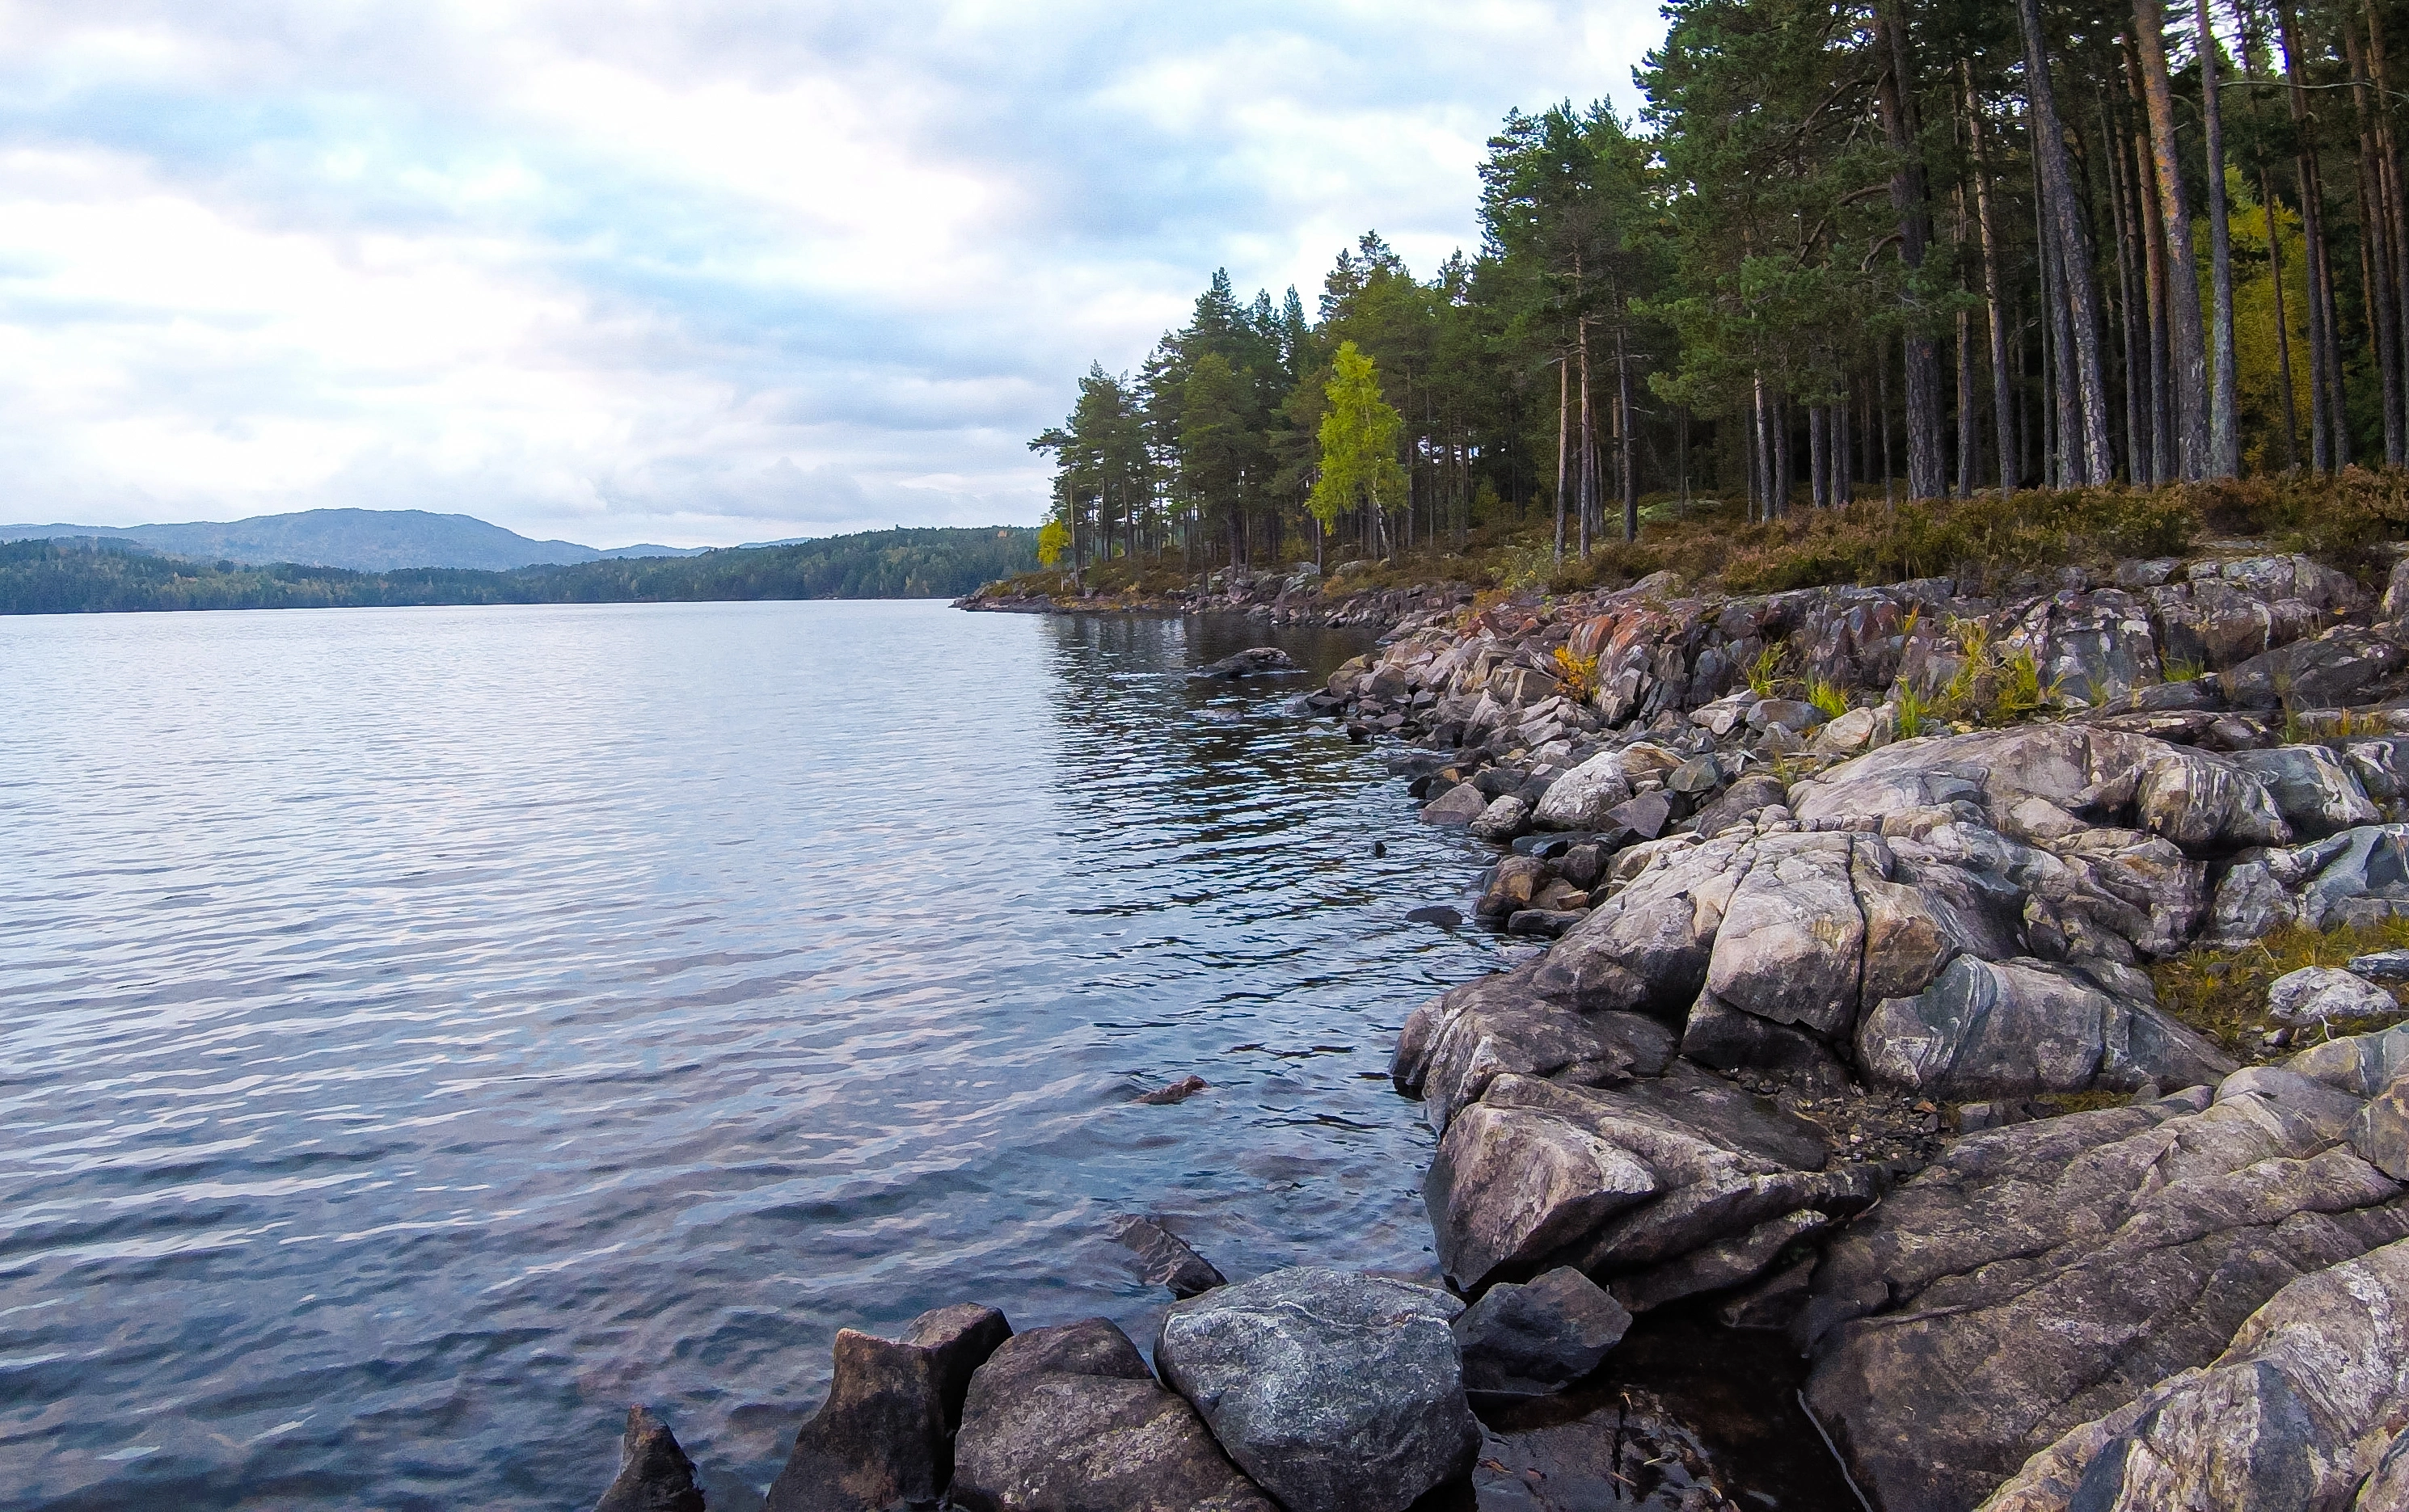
top-left (1028, 0), bottom-right (2409, 579)
top-left (0, 527), bottom-right (1038, 614)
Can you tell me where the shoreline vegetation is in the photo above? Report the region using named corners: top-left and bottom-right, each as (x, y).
top-left (0, 526), bottom-right (1038, 614)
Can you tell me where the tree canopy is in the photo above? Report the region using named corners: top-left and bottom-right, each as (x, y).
top-left (1031, 0), bottom-right (2409, 574)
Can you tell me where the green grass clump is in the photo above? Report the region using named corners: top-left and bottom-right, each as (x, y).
top-left (2150, 920), bottom-right (2409, 1063)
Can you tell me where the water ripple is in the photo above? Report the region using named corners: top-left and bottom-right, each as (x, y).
top-left (0, 600), bottom-right (1506, 1510)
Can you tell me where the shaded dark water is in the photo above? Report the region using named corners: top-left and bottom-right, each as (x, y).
top-left (0, 601), bottom-right (1534, 1510)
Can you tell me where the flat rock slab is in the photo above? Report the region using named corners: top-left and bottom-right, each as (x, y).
top-left (1154, 1266), bottom-right (1479, 1512)
top-left (951, 1318), bottom-right (1274, 1512)
top-left (1800, 1086), bottom-right (2409, 1512)
top-left (1980, 1236), bottom-right (2409, 1512)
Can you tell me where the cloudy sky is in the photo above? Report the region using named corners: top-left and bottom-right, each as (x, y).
top-left (0, 1), bottom-right (1668, 548)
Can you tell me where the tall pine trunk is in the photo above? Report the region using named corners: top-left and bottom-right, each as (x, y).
top-left (1553, 356), bottom-right (1568, 562)
top-left (2280, 0), bottom-right (2348, 470)
top-left (1617, 323), bottom-right (1638, 541)
top-left (1966, 65), bottom-right (2019, 494)
top-left (1875, 2), bottom-right (1946, 499)
top-left (2135, 0), bottom-right (2212, 481)
top-left (2015, 0), bottom-right (2116, 482)
top-left (2348, 19), bottom-right (2407, 465)
top-left (2196, 0), bottom-right (2242, 476)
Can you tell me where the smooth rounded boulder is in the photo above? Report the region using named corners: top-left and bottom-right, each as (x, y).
top-left (951, 1319), bottom-right (1272, 1512)
top-left (1154, 1266), bottom-right (1479, 1512)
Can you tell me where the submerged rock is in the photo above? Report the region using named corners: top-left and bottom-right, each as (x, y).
top-left (1154, 1266), bottom-right (1479, 1512)
top-left (595, 1407), bottom-right (706, 1512)
top-left (1110, 1215), bottom-right (1225, 1299)
top-left (1191, 647), bottom-right (1297, 680)
top-left (1450, 1267), bottom-right (1631, 1397)
top-left (765, 1304), bottom-right (1012, 1512)
top-left (951, 1318), bottom-right (1273, 1512)
top-left (1134, 1075), bottom-right (1208, 1106)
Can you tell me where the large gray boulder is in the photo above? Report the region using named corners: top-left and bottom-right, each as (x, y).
top-left (766, 1304), bottom-right (1013, 1512)
top-left (595, 1407), bottom-right (706, 1512)
top-left (2228, 744), bottom-right (2382, 839)
top-left (1154, 1267), bottom-right (1479, 1512)
top-left (1450, 1266), bottom-right (1631, 1397)
top-left (1530, 748), bottom-right (1633, 830)
top-left (1977, 1236), bottom-right (2409, 1512)
top-left (1790, 726), bottom-right (2289, 854)
top-left (2267, 964), bottom-right (2399, 1027)
top-left (951, 1318), bottom-right (1273, 1512)
top-left (2221, 625), bottom-right (2408, 710)
top-left (2003, 588), bottom-right (2162, 705)
top-left (1391, 967), bottom-right (1677, 1135)
top-left (2209, 823), bottom-right (2409, 943)
top-left (1856, 955), bottom-right (2232, 1099)
top-left (1800, 1086), bottom-right (2409, 1512)
top-left (1424, 1068), bottom-right (1871, 1295)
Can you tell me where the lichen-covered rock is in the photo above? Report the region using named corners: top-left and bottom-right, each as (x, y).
top-left (1154, 1268), bottom-right (1479, 1512)
top-left (1700, 832), bottom-right (1866, 1038)
top-left (1976, 1236), bottom-right (2409, 1512)
top-left (1467, 794), bottom-right (1531, 842)
top-left (1450, 1267), bottom-right (1631, 1397)
top-left (2005, 588), bottom-right (2162, 705)
top-left (766, 1304), bottom-right (1013, 1512)
top-left (1530, 748), bottom-right (1633, 830)
top-left (595, 1407), bottom-right (706, 1512)
top-left (2266, 965), bottom-right (2400, 1026)
top-left (951, 1319), bottom-right (1273, 1512)
top-left (1533, 831), bottom-right (1752, 1015)
top-left (1800, 1090), bottom-right (2409, 1512)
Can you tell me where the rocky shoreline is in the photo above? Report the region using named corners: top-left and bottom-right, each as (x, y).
top-left (604, 545), bottom-right (2409, 1512)
top-left (954, 559), bottom-right (1473, 632)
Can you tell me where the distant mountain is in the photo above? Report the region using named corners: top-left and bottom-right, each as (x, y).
top-left (0, 526), bottom-right (1043, 613)
top-left (0, 508), bottom-right (709, 572)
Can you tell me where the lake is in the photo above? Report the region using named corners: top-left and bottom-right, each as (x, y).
top-left (0, 600), bottom-right (1516, 1510)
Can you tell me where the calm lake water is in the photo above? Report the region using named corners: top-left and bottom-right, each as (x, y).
top-left (0, 600), bottom-right (1520, 1510)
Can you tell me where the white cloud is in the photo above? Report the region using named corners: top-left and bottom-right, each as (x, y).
top-left (0, 0), bottom-right (1666, 546)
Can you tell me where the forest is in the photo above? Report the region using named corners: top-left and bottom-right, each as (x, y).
top-left (0, 528), bottom-right (1038, 614)
top-left (1032, 0), bottom-right (2409, 578)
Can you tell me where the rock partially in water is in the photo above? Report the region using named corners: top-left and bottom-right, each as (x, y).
top-left (1154, 1266), bottom-right (1479, 1512)
top-left (1467, 794), bottom-right (1530, 843)
top-left (1977, 1235), bottom-right (2409, 1512)
top-left (1421, 782), bottom-right (1491, 828)
top-left (1451, 1266), bottom-right (1631, 1398)
top-left (595, 1406), bottom-right (706, 1512)
top-left (1799, 1080), bottom-right (2409, 1512)
top-left (1134, 1075), bottom-right (1208, 1106)
top-left (765, 1304), bottom-right (1013, 1512)
top-left (951, 1318), bottom-right (1274, 1512)
top-left (1191, 647), bottom-right (1298, 680)
top-left (1110, 1215), bottom-right (1225, 1299)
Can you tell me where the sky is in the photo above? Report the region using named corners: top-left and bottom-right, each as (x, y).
top-left (0, 1), bottom-right (1669, 549)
